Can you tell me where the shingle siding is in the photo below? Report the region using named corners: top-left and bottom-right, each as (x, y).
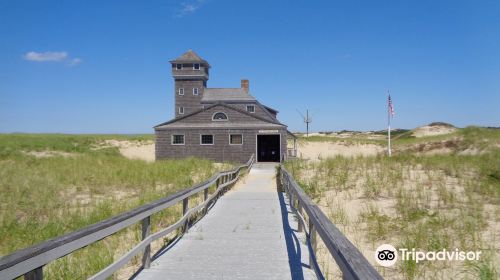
top-left (172, 105), bottom-right (272, 124)
top-left (155, 128), bottom-right (287, 163)
top-left (175, 79), bottom-right (205, 117)
top-left (230, 103), bottom-right (276, 122)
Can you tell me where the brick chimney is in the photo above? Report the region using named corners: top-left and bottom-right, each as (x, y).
top-left (241, 79), bottom-right (249, 93)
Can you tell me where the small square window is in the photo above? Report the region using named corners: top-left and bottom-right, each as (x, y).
top-left (193, 88), bottom-right (199, 95)
top-left (201, 134), bottom-right (214, 145)
top-left (178, 88), bottom-right (184, 95)
top-left (230, 134), bottom-right (243, 145)
top-left (179, 107), bottom-right (184, 114)
top-left (246, 105), bottom-right (255, 113)
top-left (176, 64), bottom-right (182, 70)
top-left (194, 63), bottom-right (200, 70)
top-left (172, 135), bottom-right (184, 145)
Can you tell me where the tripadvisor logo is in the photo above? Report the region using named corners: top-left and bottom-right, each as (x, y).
top-left (375, 244), bottom-right (482, 267)
top-left (375, 244), bottom-right (397, 267)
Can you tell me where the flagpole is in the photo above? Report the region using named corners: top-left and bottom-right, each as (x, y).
top-left (388, 111), bottom-right (391, 157)
top-left (387, 92), bottom-right (392, 157)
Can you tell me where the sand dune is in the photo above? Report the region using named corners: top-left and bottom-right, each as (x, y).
top-left (297, 142), bottom-right (383, 160)
top-left (100, 140), bottom-right (155, 162)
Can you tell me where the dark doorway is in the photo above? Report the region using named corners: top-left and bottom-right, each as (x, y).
top-left (257, 134), bottom-right (280, 162)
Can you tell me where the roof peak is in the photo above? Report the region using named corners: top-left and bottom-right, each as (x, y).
top-left (171, 49), bottom-right (208, 64)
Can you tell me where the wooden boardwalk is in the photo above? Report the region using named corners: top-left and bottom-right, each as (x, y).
top-left (133, 163), bottom-right (317, 280)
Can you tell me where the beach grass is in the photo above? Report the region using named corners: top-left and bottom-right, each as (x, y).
top-left (0, 134), bottom-right (226, 279)
top-left (285, 127), bottom-right (499, 279)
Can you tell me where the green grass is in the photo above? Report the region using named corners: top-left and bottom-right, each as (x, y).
top-left (0, 134), bottom-right (227, 279)
top-left (285, 127), bottom-right (500, 280)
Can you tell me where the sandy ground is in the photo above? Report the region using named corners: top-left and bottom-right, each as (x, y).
top-left (103, 139), bottom-right (384, 163)
top-left (303, 132), bottom-right (386, 140)
top-left (302, 166), bottom-right (500, 280)
top-left (101, 140), bottom-right (155, 162)
top-left (412, 125), bottom-right (456, 138)
top-left (297, 142), bottom-right (383, 160)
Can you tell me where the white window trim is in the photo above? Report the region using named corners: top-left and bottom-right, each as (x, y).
top-left (171, 134), bottom-right (185, 145)
top-left (193, 63), bottom-right (200, 70)
top-left (178, 107), bottom-right (184, 114)
top-left (246, 105), bottom-right (255, 113)
top-left (200, 134), bottom-right (214, 145)
top-left (178, 88), bottom-right (184, 95)
top-left (212, 112), bottom-right (228, 121)
top-left (176, 64), bottom-right (183, 70)
top-left (193, 88), bottom-right (199, 95)
top-left (229, 134), bottom-right (243, 145)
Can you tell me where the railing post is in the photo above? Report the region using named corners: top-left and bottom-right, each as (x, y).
top-left (182, 197), bottom-right (189, 232)
top-left (204, 187), bottom-right (209, 201)
top-left (183, 198), bottom-right (189, 215)
top-left (141, 216), bottom-right (151, 269)
top-left (277, 167), bottom-right (283, 192)
top-left (24, 267), bottom-right (43, 280)
top-left (297, 202), bottom-right (303, 232)
top-left (309, 219), bottom-right (317, 267)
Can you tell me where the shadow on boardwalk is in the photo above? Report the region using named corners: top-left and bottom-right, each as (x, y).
top-left (278, 190), bottom-right (310, 280)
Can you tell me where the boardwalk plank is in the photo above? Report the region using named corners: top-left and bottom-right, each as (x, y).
top-left (133, 163), bottom-right (317, 280)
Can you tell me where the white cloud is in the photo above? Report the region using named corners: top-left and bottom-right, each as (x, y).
top-left (176, 0), bottom-right (206, 17)
top-left (68, 58), bottom-right (82, 66)
top-left (23, 51), bottom-right (82, 66)
top-left (24, 51), bottom-right (68, 62)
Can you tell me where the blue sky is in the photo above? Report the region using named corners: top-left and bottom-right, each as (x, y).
top-left (1, 0), bottom-right (499, 133)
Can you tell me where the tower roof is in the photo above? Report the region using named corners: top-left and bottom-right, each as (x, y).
top-left (170, 49), bottom-right (209, 65)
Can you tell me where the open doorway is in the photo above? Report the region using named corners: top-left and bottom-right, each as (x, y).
top-left (257, 134), bottom-right (280, 162)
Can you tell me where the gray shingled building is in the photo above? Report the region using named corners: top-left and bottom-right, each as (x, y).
top-left (154, 50), bottom-right (295, 163)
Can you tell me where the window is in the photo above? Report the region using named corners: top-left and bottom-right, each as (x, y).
top-left (193, 88), bottom-right (199, 95)
top-left (212, 112), bottom-right (228, 121)
top-left (176, 64), bottom-right (182, 70)
top-left (171, 134), bottom-right (184, 145)
top-left (230, 134), bottom-right (243, 145)
top-left (178, 88), bottom-right (184, 95)
top-left (246, 105), bottom-right (255, 113)
top-left (178, 107), bottom-right (184, 114)
top-left (200, 134), bottom-right (214, 145)
top-left (194, 63), bottom-right (200, 70)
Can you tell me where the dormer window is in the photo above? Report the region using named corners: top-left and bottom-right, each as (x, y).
top-left (176, 64), bottom-right (182, 70)
top-left (193, 88), bottom-right (199, 95)
top-left (212, 112), bottom-right (228, 121)
top-left (246, 105), bottom-right (255, 113)
top-left (178, 88), bottom-right (184, 95)
top-left (193, 63), bottom-right (200, 70)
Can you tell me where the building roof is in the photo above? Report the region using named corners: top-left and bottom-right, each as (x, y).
top-left (200, 90), bottom-right (280, 123)
top-left (154, 103), bottom-right (285, 130)
top-left (170, 49), bottom-right (209, 65)
top-left (155, 122), bottom-right (284, 129)
top-left (201, 88), bottom-right (256, 102)
top-left (262, 104), bottom-right (279, 114)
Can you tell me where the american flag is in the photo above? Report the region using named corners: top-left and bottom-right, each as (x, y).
top-left (388, 94), bottom-right (395, 117)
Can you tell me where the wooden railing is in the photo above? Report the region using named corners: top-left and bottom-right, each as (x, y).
top-left (0, 155), bottom-right (254, 280)
top-left (278, 165), bottom-right (383, 280)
